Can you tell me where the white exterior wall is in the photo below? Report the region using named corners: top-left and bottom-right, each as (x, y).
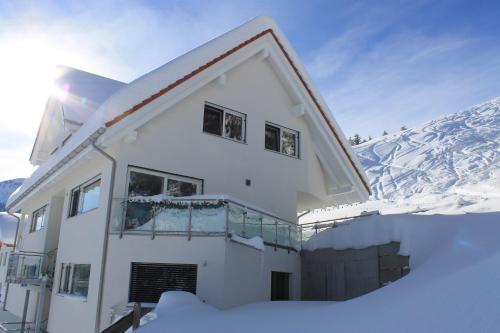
top-left (101, 236), bottom-right (226, 326)
top-left (7, 48), bottom-right (342, 332)
top-left (223, 242), bottom-right (300, 308)
top-left (112, 55), bottom-right (328, 222)
top-left (47, 154), bottom-right (111, 333)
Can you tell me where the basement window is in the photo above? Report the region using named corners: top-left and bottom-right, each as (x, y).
top-left (265, 122), bottom-right (299, 158)
top-left (58, 263), bottom-right (91, 298)
top-left (30, 205), bottom-right (47, 233)
top-left (69, 176), bottom-right (101, 217)
top-left (203, 103), bottom-right (246, 143)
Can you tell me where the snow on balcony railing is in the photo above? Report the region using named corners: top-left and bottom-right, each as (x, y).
top-left (110, 195), bottom-right (301, 251)
top-left (6, 250), bottom-right (56, 286)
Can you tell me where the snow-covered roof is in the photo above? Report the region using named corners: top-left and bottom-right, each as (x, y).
top-left (56, 66), bottom-right (126, 125)
top-left (8, 16), bottom-right (370, 211)
top-left (29, 66), bottom-right (125, 165)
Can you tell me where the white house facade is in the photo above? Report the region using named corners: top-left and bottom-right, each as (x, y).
top-left (4, 16), bottom-right (369, 333)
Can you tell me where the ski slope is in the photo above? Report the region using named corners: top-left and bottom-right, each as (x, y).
top-left (355, 96), bottom-right (500, 201)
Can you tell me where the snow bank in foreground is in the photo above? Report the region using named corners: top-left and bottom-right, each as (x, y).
top-left (137, 210), bottom-right (500, 333)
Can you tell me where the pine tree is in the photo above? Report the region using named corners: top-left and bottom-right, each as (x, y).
top-left (401, 125), bottom-right (407, 131)
top-left (368, 136), bottom-right (372, 141)
top-left (353, 134), bottom-right (361, 145)
top-left (382, 130), bottom-right (388, 136)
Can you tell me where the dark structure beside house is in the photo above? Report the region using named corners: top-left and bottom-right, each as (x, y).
top-left (301, 242), bottom-right (409, 301)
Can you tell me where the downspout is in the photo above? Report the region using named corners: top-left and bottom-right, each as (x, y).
top-left (92, 140), bottom-right (116, 333)
top-left (3, 211), bottom-right (21, 311)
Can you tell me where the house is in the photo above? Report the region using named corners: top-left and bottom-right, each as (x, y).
top-left (4, 16), bottom-right (369, 333)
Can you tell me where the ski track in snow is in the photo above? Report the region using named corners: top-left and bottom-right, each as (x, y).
top-left (355, 97), bottom-right (500, 201)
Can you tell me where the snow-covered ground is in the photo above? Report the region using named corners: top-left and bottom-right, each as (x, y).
top-left (136, 97), bottom-right (500, 332)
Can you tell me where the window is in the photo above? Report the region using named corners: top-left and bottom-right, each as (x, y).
top-left (59, 263), bottom-right (90, 298)
top-left (127, 168), bottom-right (202, 199)
top-left (69, 177), bottom-right (101, 217)
top-left (125, 167), bottom-right (203, 230)
top-left (265, 123), bottom-right (300, 158)
top-left (203, 103), bottom-right (246, 142)
top-left (30, 206), bottom-right (47, 232)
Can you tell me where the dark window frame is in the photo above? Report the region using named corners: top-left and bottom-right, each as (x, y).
top-left (203, 102), bottom-right (247, 144)
top-left (68, 175), bottom-right (101, 218)
top-left (264, 122), bottom-right (300, 158)
top-left (58, 263), bottom-right (91, 298)
top-left (126, 166), bottom-right (204, 199)
top-left (30, 205), bottom-right (47, 233)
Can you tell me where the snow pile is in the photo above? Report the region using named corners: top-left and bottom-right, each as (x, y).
top-left (230, 235), bottom-right (264, 251)
top-left (355, 96), bottom-right (499, 201)
top-left (135, 292), bottom-right (216, 333)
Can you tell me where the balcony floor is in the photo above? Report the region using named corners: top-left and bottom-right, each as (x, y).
top-left (0, 308), bottom-right (21, 323)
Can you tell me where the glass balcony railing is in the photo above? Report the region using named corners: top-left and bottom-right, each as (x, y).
top-left (110, 196), bottom-right (301, 251)
top-left (6, 250), bottom-right (56, 285)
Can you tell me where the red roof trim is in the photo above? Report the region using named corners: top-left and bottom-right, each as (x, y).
top-left (104, 29), bottom-right (371, 195)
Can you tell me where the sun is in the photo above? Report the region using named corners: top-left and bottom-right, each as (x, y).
top-left (0, 35), bottom-right (68, 135)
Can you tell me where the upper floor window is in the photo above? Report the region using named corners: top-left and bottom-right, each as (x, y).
top-left (265, 122), bottom-right (300, 158)
top-left (69, 177), bottom-right (101, 217)
top-left (30, 206), bottom-right (47, 232)
top-left (203, 103), bottom-right (246, 143)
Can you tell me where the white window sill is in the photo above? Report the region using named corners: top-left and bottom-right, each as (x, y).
top-left (57, 293), bottom-right (88, 302)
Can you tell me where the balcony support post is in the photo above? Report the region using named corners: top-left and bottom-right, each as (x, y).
top-left (34, 277), bottom-right (47, 333)
top-left (20, 289), bottom-right (30, 333)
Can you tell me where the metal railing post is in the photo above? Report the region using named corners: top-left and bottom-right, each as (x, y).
top-left (187, 202), bottom-right (193, 241)
top-left (274, 220), bottom-right (278, 251)
top-left (224, 202), bottom-right (229, 241)
top-left (259, 216), bottom-right (263, 238)
top-left (151, 206), bottom-right (156, 240)
top-left (242, 209), bottom-right (247, 237)
top-left (288, 225), bottom-right (291, 254)
top-left (119, 200), bottom-right (126, 239)
top-left (300, 226), bottom-right (303, 250)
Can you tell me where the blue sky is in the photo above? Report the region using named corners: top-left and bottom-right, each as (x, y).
top-left (1, 0), bottom-right (500, 180)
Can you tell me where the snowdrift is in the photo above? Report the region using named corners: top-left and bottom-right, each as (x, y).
top-left (136, 210), bottom-right (500, 333)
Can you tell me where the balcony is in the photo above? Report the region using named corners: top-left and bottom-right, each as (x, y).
top-left (111, 195), bottom-right (301, 251)
top-left (6, 251), bottom-right (56, 286)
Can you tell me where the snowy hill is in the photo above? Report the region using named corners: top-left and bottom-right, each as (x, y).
top-left (0, 178), bottom-right (23, 211)
top-left (355, 97), bottom-right (500, 201)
